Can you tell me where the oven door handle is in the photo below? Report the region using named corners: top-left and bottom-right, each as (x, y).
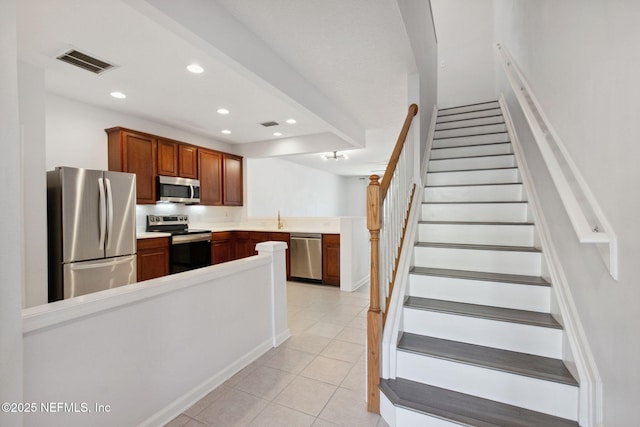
top-left (172, 234), bottom-right (212, 244)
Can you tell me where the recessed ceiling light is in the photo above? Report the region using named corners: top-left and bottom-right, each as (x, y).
top-left (217, 108), bottom-right (230, 115)
top-left (110, 91), bottom-right (126, 99)
top-left (187, 63), bottom-right (204, 74)
top-left (221, 129), bottom-right (231, 135)
top-left (273, 132), bottom-right (283, 137)
top-left (285, 118), bottom-right (297, 124)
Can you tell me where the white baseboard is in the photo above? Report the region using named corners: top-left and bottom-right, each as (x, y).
top-left (140, 337), bottom-right (274, 427)
top-left (274, 329), bottom-right (291, 347)
top-left (348, 276), bottom-right (369, 292)
top-left (500, 95), bottom-right (603, 427)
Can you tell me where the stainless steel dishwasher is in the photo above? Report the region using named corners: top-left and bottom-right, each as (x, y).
top-left (290, 233), bottom-right (322, 282)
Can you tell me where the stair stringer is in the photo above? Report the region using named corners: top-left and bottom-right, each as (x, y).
top-left (381, 105), bottom-right (437, 380)
top-left (500, 95), bottom-right (603, 427)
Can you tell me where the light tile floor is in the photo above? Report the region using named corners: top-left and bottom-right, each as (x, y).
top-left (165, 281), bottom-right (388, 427)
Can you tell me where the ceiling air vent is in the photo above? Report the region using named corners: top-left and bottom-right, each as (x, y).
top-left (56, 49), bottom-right (114, 74)
top-left (260, 121), bottom-right (280, 127)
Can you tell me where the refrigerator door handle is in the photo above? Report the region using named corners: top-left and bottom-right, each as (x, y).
top-left (105, 177), bottom-right (114, 250)
top-left (98, 177), bottom-right (107, 250)
top-left (69, 256), bottom-right (135, 270)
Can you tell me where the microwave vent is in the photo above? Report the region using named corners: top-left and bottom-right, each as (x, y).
top-left (56, 49), bottom-right (115, 74)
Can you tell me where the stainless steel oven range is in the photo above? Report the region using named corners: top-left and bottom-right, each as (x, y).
top-left (146, 215), bottom-right (211, 274)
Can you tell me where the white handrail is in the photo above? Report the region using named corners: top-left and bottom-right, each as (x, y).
top-left (496, 43), bottom-right (618, 279)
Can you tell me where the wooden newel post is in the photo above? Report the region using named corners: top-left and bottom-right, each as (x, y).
top-left (367, 175), bottom-right (382, 413)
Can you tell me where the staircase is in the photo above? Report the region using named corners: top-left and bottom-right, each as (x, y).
top-left (379, 101), bottom-right (580, 427)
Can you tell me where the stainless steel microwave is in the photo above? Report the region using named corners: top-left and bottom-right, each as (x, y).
top-left (157, 176), bottom-right (200, 203)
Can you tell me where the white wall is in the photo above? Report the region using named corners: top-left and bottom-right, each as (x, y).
top-left (494, 1), bottom-right (640, 425)
top-left (0, 1), bottom-right (25, 425)
top-left (19, 61), bottom-right (47, 308)
top-left (246, 157), bottom-right (350, 217)
top-left (396, 0), bottom-right (438, 160)
top-left (46, 94), bottom-right (236, 171)
top-left (431, 0), bottom-right (497, 107)
top-left (22, 246), bottom-right (288, 427)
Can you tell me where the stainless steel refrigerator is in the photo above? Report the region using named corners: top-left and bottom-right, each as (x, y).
top-left (47, 167), bottom-right (137, 301)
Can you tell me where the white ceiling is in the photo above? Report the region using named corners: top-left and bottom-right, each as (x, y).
top-left (17, 0), bottom-right (417, 176)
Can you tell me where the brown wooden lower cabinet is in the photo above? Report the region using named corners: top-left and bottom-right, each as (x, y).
top-left (137, 237), bottom-right (170, 282)
top-left (211, 232), bottom-right (234, 264)
top-left (322, 234), bottom-right (341, 286)
top-left (234, 231), bottom-right (253, 259)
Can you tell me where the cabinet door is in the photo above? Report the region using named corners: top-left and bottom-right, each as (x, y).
top-left (249, 231), bottom-right (270, 255)
top-left (211, 232), bottom-right (233, 264)
top-left (322, 234), bottom-right (340, 286)
top-left (179, 145), bottom-right (198, 179)
top-left (223, 154), bottom-right (243, 206)
top-left (234, 231), bottom-right (253, 259)
top-left (137, 237), bottom-right (169, 281)
top-left (122, 131), bottom-right (156, 204)
top-left (198, 149), bottom-right (222, 205)
top-left (157, 139), bottom-right (178, 177)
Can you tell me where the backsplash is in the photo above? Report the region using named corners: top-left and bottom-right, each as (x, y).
top-left (135, 204), bottom-right (244, 232)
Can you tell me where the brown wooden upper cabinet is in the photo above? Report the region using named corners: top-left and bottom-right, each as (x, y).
top-left (179, 145), bottom-right (198, 179)
top-left (106, 127), bottom-right (157, 204)
top-left (157, 139), bottom-right (198, 179)
top-left (223, 153), bottom-right (243, 206)
top-left (198, 148), bottom-right (223, 205)
top-left (107, 127), bottom-right (243, 206)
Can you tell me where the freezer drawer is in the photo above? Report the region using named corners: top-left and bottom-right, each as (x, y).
top-left (290, 234), bottom-right (322, 281)
top-left (63, 255), bottom-right (137, 299)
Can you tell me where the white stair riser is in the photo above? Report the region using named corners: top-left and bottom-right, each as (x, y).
top-left (424, 184), bottom-right (524, 203)
top-left (429, 155), bottom-right (516, 172)
top-left (434, 123), bottom-right (507, 139)
top-left (396, 352), bottom-right (579, 421)
top-left (426, 168), bottom-right (519, 186)
top-left (414, 246), bottom-right (541, 276)
top-left (436, 116), bottom-right (504, 131)
top-left (433, 132), bottom-right (509, 148)
top-left (419, 223), bottom-right (535, 247)
top-left (403, 308), bottom-right (562, 358)
top-left (430, 143), bottom-right (513, 160)
top-left (408, 274), bottom-right (551, 313)
top-left (438, 107), bottom-right (501, 122)
top-left (422, 203), bottom-right (529, 223)
top-left (438, 102), bottom-right (500, 115)
top-left (380, 392), bottom-right (461, 427)
top-left (433, 123), bottom-right (507, 138)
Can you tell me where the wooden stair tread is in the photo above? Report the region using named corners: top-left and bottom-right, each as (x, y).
top-left (426, 182), bottom-right (523, 188)
top-left (415, 241), bottom-right (541, 253)
top-left (419, 221), bottom-right (534, 226)
top-left (438, 107), bottom-right (502, 118)
top-left (436, 113), bottom-right (504, 125)
top-left (410, 266), bottom-right (549, 287)
top-left (404, 296), bottom-right (562, 329)
top-left (432, 141), bottom-right (511, 150)
top-left (434, 122), bottom-right (506, 132)
top-left (434, 131), bottom-right (509, 140)
top-left (430, 153), bottom-right (514, 161)
top-left (438, 100), bottom-right (499, 111)
top-left (398, 333), bottom-right (577, 386)
top-left (427, 166), bottom-right (517, 173)
top-left (380, 378), bottom-right (579, 427)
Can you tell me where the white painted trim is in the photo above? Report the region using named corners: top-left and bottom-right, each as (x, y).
top-left (496, 43), bottom-right (618, 280)
top-left (350, 275), bottom-right (369, 292)
top-left (500, 95), bottom-right (603, 427)
top-left (22, 255), bottom-right (271, 333)
top-left (420, 105), bottom-right (438, 179)
top-left (141, 337), bottom-right (273, 427)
